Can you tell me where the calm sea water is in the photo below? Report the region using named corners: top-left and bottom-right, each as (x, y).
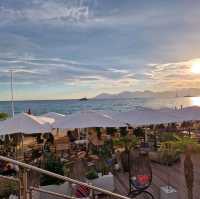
top-left (1, 97), bottom-right (200, 116)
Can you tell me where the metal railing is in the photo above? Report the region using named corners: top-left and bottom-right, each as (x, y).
top-left (0, 155), bottom-right (130, 199)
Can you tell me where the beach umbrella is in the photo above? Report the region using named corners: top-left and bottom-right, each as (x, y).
top-left (0, 112), bottom-right (53, 135)
top-left (54, 110), bottom-right (126, 128)
top-left (111, 109), bottom-right (179, 126)
top-left (42, 112), bottom-right (66, 128)
top-left (42, 112), bottom-right (66, 120)
top-left (166, 106), bottom-right (200, 122)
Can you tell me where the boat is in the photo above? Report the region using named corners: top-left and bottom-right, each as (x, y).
top-left (80, 97), bottom-right (88, 101)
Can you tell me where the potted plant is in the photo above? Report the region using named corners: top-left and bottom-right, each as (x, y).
top-left (40, 154), bottom-right (64, 186)
top-left (113, 135), bottom-right (138, 172)
top-left (86, 169), bottom-right (98, 180)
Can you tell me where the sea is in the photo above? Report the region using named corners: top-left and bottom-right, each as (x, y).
top-left (1, 97), bottom-right (200, 116)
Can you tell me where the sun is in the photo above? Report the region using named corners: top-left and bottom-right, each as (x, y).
top-left (192, 60), bottom-right (200, 74)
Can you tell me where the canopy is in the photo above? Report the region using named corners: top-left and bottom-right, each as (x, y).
top-left (160, 106), bottom-right (200, 122)
top-left (54, 110), bottom-right (126, 128)
top-left (110, 106), bottom-right (200, 126)
top-left (42, 112), bottom-right (66, 120)
top-left (0, 113), bottom-right (53, 135)
top-left (42, 112), bottom-right (66, 128)
top-left (110, 109), bottom-right (179, 126)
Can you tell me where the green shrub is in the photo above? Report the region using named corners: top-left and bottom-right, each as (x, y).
top-left (86, 169), bottom-right (98, 180)
top-left (133, 127), bottom-right (145, 138)
top-left (159, 148), bottom-right (180, 165)
top-left (120, 127), bottom-right (128, 136)
top-left (40, 154), bottom-right (64, 186)
top-left (159, 132), bottom-right (177, 142)
top-left (106, 127), bottom-right (117, 136)
top-left (0, 112), bottom-right (8, 121)
top-left (0, 179), bottom-right (18, 198)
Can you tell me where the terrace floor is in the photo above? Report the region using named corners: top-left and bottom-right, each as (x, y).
top-left (114, 154), bottom-right (200, 199)
top-left (70, 153), bottom-right (200, 199)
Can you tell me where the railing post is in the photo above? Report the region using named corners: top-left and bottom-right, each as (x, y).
top-left (88, 182), bottom-right (95, 199)
top-left (19, 168), bottom-right (29, 199)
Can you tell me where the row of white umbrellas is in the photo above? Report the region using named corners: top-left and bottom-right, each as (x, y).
top-left (0, 110), bottom-right (125, 135)
top-left (1, 106), bottom-right (200, 135)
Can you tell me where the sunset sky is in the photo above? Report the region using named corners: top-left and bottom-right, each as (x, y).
top-left (0, 0), bottom-right (200, 100)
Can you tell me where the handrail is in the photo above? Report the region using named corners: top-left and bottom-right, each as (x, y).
top-left (30, 186), bottom-right (76, 199)
top-left (0, 174), bottom-right (20, 182)
top-left (0, 155), bottom-right (130, 199)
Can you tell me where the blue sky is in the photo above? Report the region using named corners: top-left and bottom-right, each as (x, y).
top-left (0, 0), bottom-right (200, 100)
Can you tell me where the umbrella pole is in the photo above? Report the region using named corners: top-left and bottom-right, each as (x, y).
top-left (22, 134), bottom-right (24, 161)
top-left (128, 150), bottom-right (131, 193)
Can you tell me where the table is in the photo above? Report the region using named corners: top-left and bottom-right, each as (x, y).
top-left (74, 140), bottom-right (88, 145)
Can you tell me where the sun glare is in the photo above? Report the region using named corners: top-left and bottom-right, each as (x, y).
top-left (192, 60), bottom-right (200, 74)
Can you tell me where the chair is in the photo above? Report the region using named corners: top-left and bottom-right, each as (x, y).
top-left (128, 152), bottom-right (154, 199)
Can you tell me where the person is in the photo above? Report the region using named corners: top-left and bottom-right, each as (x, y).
top-left (27, 108), bottom-right (32, 115)
top-left (68, 131), bottom-right (76, 143)
top-left (3, 163), bottom-right (18, 176)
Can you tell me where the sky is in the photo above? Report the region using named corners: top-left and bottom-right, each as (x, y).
top-left (0, 0), bottom-right (200, 100)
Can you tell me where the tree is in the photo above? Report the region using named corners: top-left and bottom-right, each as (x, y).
top-left (106, 127), bottom-right (117, 137)
top-left (133, 127), bottom-right (145, 138)
top-left (113, 135), bottom-right (138, 171)
top-left (114, 134), bottom-right (139, 192)
top-left (120, 127), bottom-right (128, 137)
top-left (166, 123), bottom-right (177, 132)
top-left (181, 121), bottom-right (193, 136)
top-left (0, 112), bottom-right (8, 121)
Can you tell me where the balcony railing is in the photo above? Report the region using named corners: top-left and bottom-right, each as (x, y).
top-left (0, 155), bottom-right (130, 199)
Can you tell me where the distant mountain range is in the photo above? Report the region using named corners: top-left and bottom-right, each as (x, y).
top-left (94, 88), bottom-right (200, 99)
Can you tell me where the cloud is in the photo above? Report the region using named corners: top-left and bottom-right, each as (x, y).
top-left (1, 0), bottom-right (200, 100)
top-left (145, 58), bottom-right (200, 90)
top-left (0, 56), bottom-right (136, 87)
top-left (0, 1), bottom-right (90, 25)
top-left (108, 68), bottom-right (129, 74)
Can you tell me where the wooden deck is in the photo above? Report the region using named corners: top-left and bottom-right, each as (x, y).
top-left (114, 154), bottom-right (200, 199)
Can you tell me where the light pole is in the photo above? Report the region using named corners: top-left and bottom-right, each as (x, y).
top-left (10, 69), bottom-right (15, 117)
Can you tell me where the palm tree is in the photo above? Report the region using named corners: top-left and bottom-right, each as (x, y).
top-left (114, 134), bottom-right (138, 170)
top-left (113, 134), bottom-right (139, 191)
